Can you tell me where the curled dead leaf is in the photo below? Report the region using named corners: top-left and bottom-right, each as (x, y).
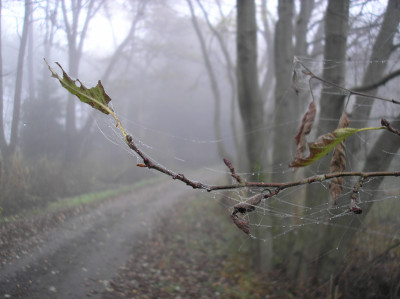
top-left (233, 193), bottom-right (264, 214)
top-left (294, 101), bottom-right (316, 161)
top-left (329, 113), bottom-right (349, 204)
top-left (231, 214), bottom-right (250, 235)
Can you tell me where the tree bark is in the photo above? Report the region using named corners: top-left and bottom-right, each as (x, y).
top-left (236, 0), bottom-right (272, 272)
top-left (288, 0), bottom-right (350, 283)
top-left (315, 116), bottom-right (400, 289)
top-left (0, 0), bottom-right (6, 162)
top-left (272, 0), bottom-right (296, 181)
top-left (237, 0), bottom-right (265, 171)
top-left (315, 0), bottom-right (400, 285)
top-left (295, 0), bottom-right (314, 57)
top-left (269, 0), bottom-right (298, 270)
top-left (317, 0), bottom-right (349, 135)
top-left (260, 0), bottom-right (275, 103)
top-left (349, 0), bottom-right (400, 152)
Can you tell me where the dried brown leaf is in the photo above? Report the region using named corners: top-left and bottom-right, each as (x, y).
top-left (233, 193), bottom-right (264, 214)
top-left (294, 101), bottom-right (316, 161)
top-left (329, 113), bottom-right (349, 204)
top-left (231, 214), bottom-right (250, 235)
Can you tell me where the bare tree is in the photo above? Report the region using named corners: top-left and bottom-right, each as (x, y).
top-left (314, 0), bottom-right (400, 285)
top-left (0, 0), bottom-right (32, 172)
top-left (60, 0), bottom-right (104, 161)
top-left (236, 0), bottom-right (273, 272)
top-left (186, 0), bottom-right (229, 159)
top-left (272, 0), bottom-right (296, 181)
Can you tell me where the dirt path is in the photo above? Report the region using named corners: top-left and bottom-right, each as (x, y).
top-left (0, 178), bottom-right (194, 298)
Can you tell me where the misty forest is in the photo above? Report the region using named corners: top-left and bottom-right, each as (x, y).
top-left (1, 0), bottom-right (400, 298)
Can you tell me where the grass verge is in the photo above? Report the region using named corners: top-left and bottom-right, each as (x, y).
top-left (0, 176), bottom-right (163, 223)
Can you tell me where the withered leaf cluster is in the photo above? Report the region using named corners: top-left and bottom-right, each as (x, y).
top-left (291, 101), bottom-right (350, 203)
top-left (231, 193), bottom-right (264, 235)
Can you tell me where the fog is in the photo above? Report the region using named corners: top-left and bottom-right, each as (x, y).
top-left (1, 0), bottom-right (400, 298)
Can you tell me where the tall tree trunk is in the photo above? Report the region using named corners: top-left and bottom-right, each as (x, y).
top-left (237, 0), bottom-right (264, 170)
top-left (272, 0), bottom-right (296, 181)
top-left (76, 1), bottom-right (150, 161)
top-left (318, 0), bottom-right (349, 135)
top-left (61, 0), bottom-right (100, 162)
top-left (259, 0), bottom-right (275, 103)
top-left (236, 0), bottom-right (272, 272)
top-left (27, 11), bottom-right (35, 100)
top-left (315, 0), bottom-right (400, 286)
top-left (315, 117), bottom-right (400, 291)
top-left (349, 0), bottom-right (400, 153)
top-left (294, 0), bottom-right (314, 57)
top-left (195, 0), bottom-right (239, 155)
top-left (2, 0), bottom-right (31, 171)
top-left (0, 0), bottom-right (6, 164)
top-left (293, 0), bottom-right (315, 126)
top-left (288, 0), bottom-right (350, 283)
top-left (269, 0), bottom-right (296, 268)
top-left (186, 0), bottom-right (228, 159)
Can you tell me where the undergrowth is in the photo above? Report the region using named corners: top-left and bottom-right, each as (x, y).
top-left (104, 193), bottom-right (400, 299)
top-left (104, 195), bottom-right (296, 298)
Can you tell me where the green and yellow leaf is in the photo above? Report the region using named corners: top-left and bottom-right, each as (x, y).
top-left (45, 59), bottom-right (112, 115)
top-left (289, 126), bottom-right (384, 168)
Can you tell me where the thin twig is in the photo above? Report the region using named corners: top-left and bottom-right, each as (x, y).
top-left (48, 59), bottom-right (400, 235)
top-left (223, 158), bottom-right (244, 184)
top-left (126, 131), bottom-right (400, 194)
top-left (294, 57), bottom-right (400, 105)
top-left (352, 68), bottom-right (400, 93)
top-left (349, 176), bottom-right (365, 214)
top-left (381, 118), bottom-right (400, 137)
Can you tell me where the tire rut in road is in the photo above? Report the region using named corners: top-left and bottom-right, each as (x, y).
top-left (0, 179), bottom-right (191, 298)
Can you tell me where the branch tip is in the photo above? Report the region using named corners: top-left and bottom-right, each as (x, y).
top-left (381, 118), bottom-right (400, 136)
top-left (223, 158), bottom-right (243, 183)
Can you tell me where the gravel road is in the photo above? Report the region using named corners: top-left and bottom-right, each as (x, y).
top-left (0, 178), bottom-right (194, 298)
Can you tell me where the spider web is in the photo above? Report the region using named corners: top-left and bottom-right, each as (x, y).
top-left (92, 54), bottom-right (400, 269)
top-left (217, 57), bottom-right (400, 262)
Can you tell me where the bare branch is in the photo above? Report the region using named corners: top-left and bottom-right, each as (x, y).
top-left (381, 118), bottom-right (400, 137)
top-left (125, 132), bottom-right (400, 195)
top-left (294, 57), bottom-right (400, 105)
top-left (48, 60), bottom-right (400, 235)
top-left (349, 176), bottom-right (365, 214)
top-left (352, 69), bottom-right (400, 93)
top-left (223, 158), bottom-right (244, 184)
